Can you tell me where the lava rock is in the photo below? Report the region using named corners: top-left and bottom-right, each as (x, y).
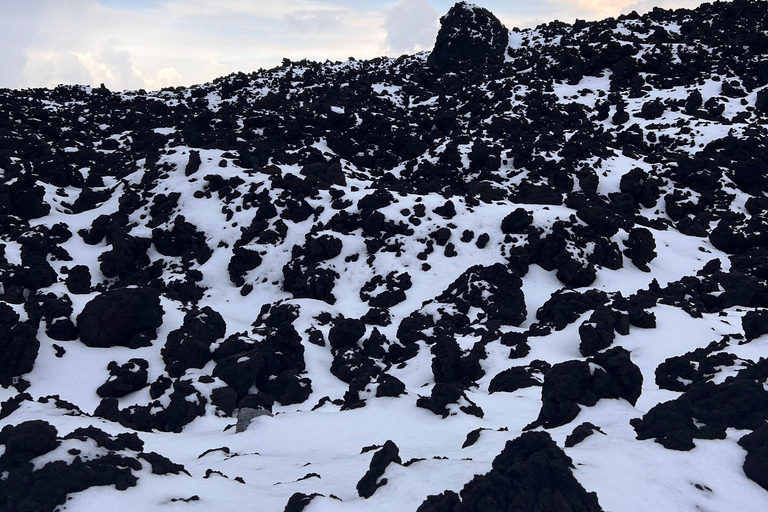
top-left (77, 287), bottom-right (164, 348)
top-left (738, 424), bottom-right (768, 491)
top-left (416, 382), bottom-right (484, 418)
top-left (356, 440), bottom-right (401, 499)
top-left (427, 2), bottom-right (509, 71)
top-left (0, 320), bottom-right (40, 388)
top-left (631, 379), bottom-right (768, 451)
top-left (328, 317), bottom-right (367, 349)
top-left (564, 422), bottom-right (604, 448)
top-left (0, 421), bottom-right (173, 512)
top-left (417, 431), bottom-right (603, 512)
top-left (528, 347), bottom-right (642, 429)
top-left (64, 265), bottom-right (92, 294)
top-left (97, 359), bottom-right (149, 398)
top-left (376, 374), bottom-right (406, 397)
top-left (501, 208), bottom-right (533, 234)
top-left (623, 228), bottom-right (657, 272)
top-left (284, 492), bottom-right (324, 512)
top-left (743, 310), bottom-right (768, 341)
top-left (489, 361), bottom-right (550, 393)
top-left (162, 306), bottom-right (226, 378)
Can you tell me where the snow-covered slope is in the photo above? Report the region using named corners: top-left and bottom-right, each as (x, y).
top-left (3, 1), bottom-right (768, 511)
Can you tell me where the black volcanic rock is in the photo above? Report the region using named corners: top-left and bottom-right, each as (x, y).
top-left (77, 287), bottom-right (164, 348)
top-left (528, 347), bottom-right (642, 429)
top-left (0, 308), bottom-right (40, 387)
top-left (743, 310), bottom-right (768, 341)
top-left (489, 360), bottom-right (549, 393)
top-left (435, 263), bottom-right (526, 328)
top-left (417, 382), bottom-right (484, 418)
top-left (0, 421), bottom-right (183, 512)
top-left (738, 424), bottom-right (768, 491)
top-left (4, 1), bottom-right (768, 508)
top-left (417, 432), bottom-right (603, 512)
top-left (631, 379), bottom-right (768, 451)
top-left (162, 306), bottom-right (226, 378)
top-left (564, 422), bottom-right (604, 448)
top-left (97, 359), bottom-right (149, 398)
top-left (356, 440), bottom-right (401, 498)
top-left (501, 208), bottom-right (533, 234)
top-left (0, 419), bottom-right (59, 468)
top-left (427, 2), bottom-right (509, 70)
top-left (64, 265), bottom-right (92, 294)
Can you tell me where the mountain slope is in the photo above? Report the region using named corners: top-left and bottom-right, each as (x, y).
top-left (2, 1), bottom-right (768, 511)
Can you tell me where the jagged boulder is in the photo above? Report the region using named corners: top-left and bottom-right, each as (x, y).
top-left (528, 347), bottom-right (643, 429)
top-left (77, 287), bottom-right (164, 348)
top-left (427, 2), bottom-right (509, 71)
top-left (417, 432), bottom-right (603, 512)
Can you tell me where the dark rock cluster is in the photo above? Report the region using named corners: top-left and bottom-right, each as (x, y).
top-left (417, 432), bottom-right (603, 512)
top-left (0, 420), bottom-right (186, 512)
top-left (1, 0), bottom-right (768, 508)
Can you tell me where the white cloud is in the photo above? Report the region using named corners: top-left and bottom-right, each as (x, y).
top-left (20, 40), bottom-right (174, 91)
top-left (284, 9), bottom-right (346, 32)
top-left (74, 44), bottom-right (146, 90)
top-left (20, 51), bottom-right (93, 89)
top-left (163, 0), bottom-right (346, 19)
top-left (382, 0), bottom-right (440, 56)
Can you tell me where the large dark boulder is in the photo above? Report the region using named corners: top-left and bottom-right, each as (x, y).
top-left (743, 310), bottom-right (768, 341)
top-left (489, 360), bottom-right (550, 393)
top-left (417, 432), bottom-right (603, 512)
top-left (77, 287), bottom-right (164, 348)
top-left (416, 382), bottom-right (484, 418)
top-left (578, 307), bottom-right (620, 357)
top-left (738, 424), bottom-right (768, 491)
top-left (435, 263), bottom-right (526, 327)
top-left (0, 304), bottom-right (39, 387)
top-left (0, 421), bottom-right (183, 512)
top-left (228, 247), bottom-right (263, 287)
top-left (162, 306), bottom-right (226, 378)
top-left (0, 420), bottom-right (59, 468)
top-left (65, 265), bottom-right (92, 295)
top-left (623, 228), bottom-right (657, 272)
top-left (0, 175), bottom-right (51, 220)
top-left (501, 208), bottom-right (533, 234)
top-left (328, 317), bottom-right (367, 349)
top-left (631, 379), bottom-right (768, 451)
top-left (528, 347), bottom-right (642, 429)
top-left (427, 2), bottom-right (509, 71)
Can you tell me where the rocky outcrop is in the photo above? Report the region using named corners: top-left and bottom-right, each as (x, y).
top-left (427, 2), bottom-right (509, 70)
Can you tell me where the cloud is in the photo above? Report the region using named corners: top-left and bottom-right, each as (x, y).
top-left (75, 44), bottom-right (146, 90)
top-left (20, 51), bottom-right (93, 89)
top-left (284, 9), bottom-right (346, 33)
top-left (382, 0), bottom-right (440, 55)
top-left (0, 0), bottom-right (48, 88)
top-left (20, 41), bottom-right (184, 91)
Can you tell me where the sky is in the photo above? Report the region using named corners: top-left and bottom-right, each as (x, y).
top-left (0, 0), bottom-right (715, 91)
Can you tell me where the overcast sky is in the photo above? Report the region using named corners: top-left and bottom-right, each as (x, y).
top-left (0, 0), bottom-right (713, 91)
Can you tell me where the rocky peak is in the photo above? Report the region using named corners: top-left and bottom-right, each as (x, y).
top-left (427, 1), bottom-right (509, 70)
